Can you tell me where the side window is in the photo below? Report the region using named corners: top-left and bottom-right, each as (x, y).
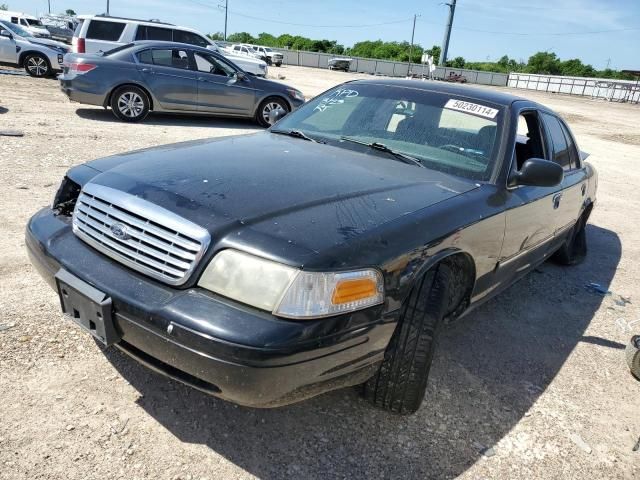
top-left (559, 121), bottom-right (580, 169)
top-left (134, 25), bottom-right (146, 40)
top-left (194, 52), bottom-right (235, 76)
top-left (11, 17), bottom-right (18, 23)
top-left (136, 49), bottom-right (153, 65)
top-left (233, 45), bottom-right (240, 52)
top-left (144, 26), bottom-right (173, 41)
top-left (149, 49), bottom-right (190, 69)
top-left (542, 113), bottom-right (571, 170)
top-left (173, 30), bottom-right (208, 47)
top-left (20, 18), bottom-right (28, 26)
top-left (86, 20), bottom-right (126, 41)
top-left (514, 112), bottom-right (545, 171)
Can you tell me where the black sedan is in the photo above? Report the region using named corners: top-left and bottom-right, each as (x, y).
top-left (26, 80), bottom-right (596, 414)
top-left (59, 41), bottom-right (306, 126)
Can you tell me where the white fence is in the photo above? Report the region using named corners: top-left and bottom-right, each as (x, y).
top-left (272, 48), bottom-right (639, 103)
top-left (508, 73), bottom-right (640, 103)
top-left (273, 48), bottom-right (509, 87)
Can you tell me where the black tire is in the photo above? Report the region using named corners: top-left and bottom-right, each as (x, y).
top-left (552, 210), bottom-right (588, 265)
top-left (362, 263), bottom-right (452, 414)
top-left (255, 96), bottom-right (289, 128)
top-left (110, 85), bottom-right (150, 123)
top-left (627, 336), bottom-right (640, 381)
top-left (23, 53), bottom-right (51, 78)
top-left (266, 58), bottom-right (272, 66)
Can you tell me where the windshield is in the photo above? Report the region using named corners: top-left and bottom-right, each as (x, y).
top-left (2, 21), bottom-right (33, 37)
top-left (264, 47), bottom-right (272, 52)
top-left (26, 19), bottom-right (44, 27)
top-left (274, 83), bottom-right (504, 181)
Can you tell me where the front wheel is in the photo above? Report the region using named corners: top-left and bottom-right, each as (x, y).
top-left (255, 96), bottom-right (289, 128)
top-left (24, 53), bottom-right (51, 78)
top-left (110, 86), bottom-right (150, 123)
top-left (362, 263), bottom-right (452, 414)
top-left (627, 336), bottom-right (640, 380)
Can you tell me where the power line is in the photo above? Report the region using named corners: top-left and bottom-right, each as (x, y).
top-left (227, 10), bottom-right (414, 28)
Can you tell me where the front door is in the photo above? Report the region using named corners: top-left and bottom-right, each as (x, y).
top-left (136, 48), bottom-right (198, 111)
top-left (499, 109), bottom-right (560, 279)
top-left (193, 51), bottom-right (255, 115)
top-left (0, 32), bottom-right (17, 63)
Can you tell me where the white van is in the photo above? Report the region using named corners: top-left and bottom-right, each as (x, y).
top-left (72, 15), bottom-right (268, 76)
top-left (0, 11), bottom-right (51, 38)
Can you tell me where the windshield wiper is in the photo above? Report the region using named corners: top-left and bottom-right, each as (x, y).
top-left (340, 136), bottom-right (425, 168)
top-left (271, 129), bottom-right (323, 143)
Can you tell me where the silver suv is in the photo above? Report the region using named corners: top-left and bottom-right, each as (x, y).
top-left (0, 20), bottom-right (69, 77)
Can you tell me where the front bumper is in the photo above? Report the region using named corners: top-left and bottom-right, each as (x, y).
top-left (26, 207), bottom-right (395, 407)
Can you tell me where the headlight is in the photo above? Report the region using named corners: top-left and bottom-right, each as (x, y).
top-left (286, 88), bottom-right (305, 102)
top-left (198, 250), bottom-right (384, 319)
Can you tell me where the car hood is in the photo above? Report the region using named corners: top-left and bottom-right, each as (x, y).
top-left (84, 133), bottom-right (479, 263)
top-left (27, 37), bottom-right (68, 50)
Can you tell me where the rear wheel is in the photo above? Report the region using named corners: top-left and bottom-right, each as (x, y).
top-left (110, 86), bottom-right (150, 123)
top-left (255, 96), bottom-right (289, 128)
top-left (627, 336), bottom-right (640, 381)
top-left (24, 53), bottom-right (51, 78)
top-left (553, 210), bottom-right (588, 265)
top-left (362, 263), bottom-right (452, 414)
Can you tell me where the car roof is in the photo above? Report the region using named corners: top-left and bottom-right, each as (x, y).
top-left (127, 40), bottom-right (213, 53)
top-left (348, 78), bottom-right (532, 108)
top-left (76, 15), bottom-right (203, 34)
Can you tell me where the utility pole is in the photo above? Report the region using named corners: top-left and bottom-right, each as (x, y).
top-left (224, 0), bottom-right (228, 41)
top-left (408, 14), bottom-right (420, 75)
top-left (106, 0), bottom-right (110, 15)
top-left (439, 0), bottom-right (457, 66)
top-left (47, 0), bottom-right (51, 14)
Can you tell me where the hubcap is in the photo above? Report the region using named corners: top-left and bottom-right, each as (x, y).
top-left (117, 92), bottom-right (145, 118)
top-left (27, 57), bottom-right (48, 76)
top-left (262, 102), bottom-right (284, 123)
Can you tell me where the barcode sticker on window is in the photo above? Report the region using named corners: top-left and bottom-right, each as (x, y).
top-left (444, 99), bottom-right (499, 119)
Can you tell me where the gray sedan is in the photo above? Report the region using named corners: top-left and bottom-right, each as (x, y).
top-left (59, 41), bottom-right (306, 125)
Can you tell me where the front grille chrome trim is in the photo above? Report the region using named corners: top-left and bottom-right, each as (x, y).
top-left (72, 183), bottom-right (211, 286)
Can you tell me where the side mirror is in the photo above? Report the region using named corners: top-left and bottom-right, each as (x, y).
top-left (235, 71), bottom-right (248, 82)
top-left (0, 30), bottom-right (13, 39)
top-left (268, 107), bottom-right (287, 126)
top-left (509, 158), bottom-right (564, 188)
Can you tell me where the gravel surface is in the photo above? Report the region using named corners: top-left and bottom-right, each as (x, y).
top-left (1, 65), bottom-right (639, 480)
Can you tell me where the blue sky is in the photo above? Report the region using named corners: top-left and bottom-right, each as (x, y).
top-left (10, 0), bottom-right (640, 69)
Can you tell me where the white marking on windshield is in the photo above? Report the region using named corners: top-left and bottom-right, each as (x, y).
top-left (314, 89), bottom-right (359, 113)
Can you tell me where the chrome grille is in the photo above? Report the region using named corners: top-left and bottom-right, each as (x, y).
top-left (72, 183), bottom-right (210, 285)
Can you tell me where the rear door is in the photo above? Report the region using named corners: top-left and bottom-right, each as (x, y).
top-left (136, 48), bottom-right (198, 111)
top-left (540, 113), bottom-right (587, 240)
top-left (192, 51), bottom-right (255, 115)
top-left (83, 19), bottom-right (126, 53)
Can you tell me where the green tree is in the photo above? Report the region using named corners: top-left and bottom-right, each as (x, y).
top-left (448, 56), bottom-right (466, 68)
top-left (526, 52), bottom-right (561, 75)
top-left (0, 4), bottom-right (8, 10)
top-left (65, 9), bottom-right (76, 16)
top-left (425, 45), bottom-right (441, 65)
top-left (207, 32), bottom-right (224, 41)
top-left (226, 32), bottom-right (255, 44)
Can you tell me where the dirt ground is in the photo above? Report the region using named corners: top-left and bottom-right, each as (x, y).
top-left (1, 64), bottom-right (639, 480)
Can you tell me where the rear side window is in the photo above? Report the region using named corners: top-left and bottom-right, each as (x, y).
top-left (11, 17), bottom-right (18, 24)
top-left (137, 49), bottom-right (153, 64)
top-left (74, 19), bottom-right (84, 36)
top-left (86, 20), bottom-right (126, 41)
top-left (560, 121), bottom-right (580, 169)
top-left (135, 25), bottom-right (172, 41)
top-left (542, 113), bottom-right (571, 170)
top-left (173, 30), bottom-right (208, 47)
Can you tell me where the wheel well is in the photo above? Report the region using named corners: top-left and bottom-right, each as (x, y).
top-left (18, 51), bottom-right (50, 68)
top-left (106, 84), bottom-right (154, 111)
top-left (434, 252), bottom-right (476, 321)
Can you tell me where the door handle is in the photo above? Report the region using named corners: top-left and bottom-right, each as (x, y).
top-left (581, 183), bottom-right (587, 196)
top-left (197, 77), bottom-right (206, 82)
top-left (552, 193), bottom-right (563, 209)
top-left (141, 68), bottom-right (153, 73)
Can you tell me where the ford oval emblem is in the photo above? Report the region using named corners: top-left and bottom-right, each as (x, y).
top-left (110, 222), bottom-right (130, 240)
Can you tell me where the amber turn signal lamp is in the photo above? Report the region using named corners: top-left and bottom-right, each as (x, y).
top-left (332, 278), bottom-right (378, 304)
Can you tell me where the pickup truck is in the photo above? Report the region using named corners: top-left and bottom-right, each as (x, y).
top-left (251, 45), bottom-right (283, 66)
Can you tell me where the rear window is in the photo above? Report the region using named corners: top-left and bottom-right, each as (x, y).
top-left (135, 25), bottom-right (172, 41)
top-left (26, 19), bottom-right (43, 26)
top-left (173, 29), bottom-right (209, 47)
top-left (86, 20), bottom-right (125, 41)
